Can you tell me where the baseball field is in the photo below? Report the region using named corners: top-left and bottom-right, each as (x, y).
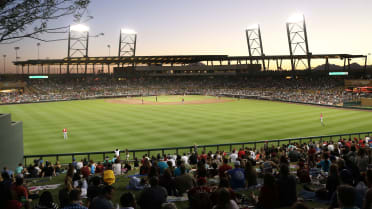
top-left (0, 95), bottom-right (371, 155)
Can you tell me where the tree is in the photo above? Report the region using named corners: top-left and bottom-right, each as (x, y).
top-left (0, 0), bottom-right (91, 44)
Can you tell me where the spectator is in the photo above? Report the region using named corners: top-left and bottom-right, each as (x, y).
top-left (80, 162), bottom-right (91, 178)
top-left (61, 189), bottom-right (86, 209)
top-left (95, 162), bottom-right (104, 174)
top-left (119, 192), bottom-right (136, 209)
top-left (363, 170), bottom-right (372, 209)
top-left (140, 158), bottom-right (151, 175)
top-left (317, 153), bottom-right (331, 173)
top-left (159, 169), bottom-right (176, 196)
top-left (112, 159), bottom-right (121, 176)
top-left (218, 158), bottom-right (232, 178)
top-left (76, 160), bottom-right (83, 171)
top-left (212, 188), bottom-right (239, 209)
top-left (11, 176), bottom-right (30, 203)
top-left (87, 176), bottom-right (101, 208)
top-left (244, 160), bottom-right (257, 187)
top-left (325, 164), bottom-right (341, 200)
top-left (226, 161), bottom-right (245, 190)
top-left (210, 178), bottom-right (236, 206)
top-left (255, 173), bottom-right (279, 209)
top-left (15, 164), bottom-right (24, 176)
top-left (337, 185), bottom-right (357, 209)
top-left (103, 164), bottom-right (115, 185)
top-left (138, 177), bottom-right (167, 209)
top-left (188, 178), bottom-right (213, 209)
top-left (355, 148), bottom-right (369, 173)
top-left (230, 150), bottom-right (238, 163)
top-left (175, 165), bottom-right (196, 195)
top-left (277, 164), bottom-right (297, 207)
top-left (34, 191), bottom-right (59, 209)
top-left (90, 185), bottom-right (115, 209)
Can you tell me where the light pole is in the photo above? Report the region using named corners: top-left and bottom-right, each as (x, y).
top-left (368, 53), bottom-right (371, 66)
top-left (2, 54), bottom-right (6, 74)
top-left (14, 47), bottom-right (20, 74)
top-left (37, 43), bottom-right (40, 59)
top-left (107, 44), bottom-right (111, 56)
top-left (37, 43), bottom-right (41, 73)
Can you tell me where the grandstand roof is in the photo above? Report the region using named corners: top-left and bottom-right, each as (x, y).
top-left (13, 54), bottom-right (366, 66)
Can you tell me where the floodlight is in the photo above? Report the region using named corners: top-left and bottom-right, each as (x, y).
top-left (287, 13), bottom-right (304, 23)
top-left (70, 24), bottom-right (90, 32)
top-left (247, 24), bottom-right (259, 30)
top-left (121, 28), bottom-right (137, 34)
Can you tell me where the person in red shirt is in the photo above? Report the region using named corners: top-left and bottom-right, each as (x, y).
top-left (218, 158), bottom-right (232, 178)
top-left (11, 176), bottom-right (29, 202)
top-left (95, 162), bottom-right (104, 174)
top-left (63, 128), bottom-right (68, 140)
top-left (81, 163), bottom-right (91, 178)
top-left (238, 148), bottom-right (245, 159)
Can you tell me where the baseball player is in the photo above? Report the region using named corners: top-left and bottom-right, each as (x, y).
top-left (63, 128), bottom-right (68, 140)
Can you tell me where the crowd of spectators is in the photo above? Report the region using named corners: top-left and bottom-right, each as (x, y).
top-left (1, 136), bottom-right (372, 209)
top-left (0, 76), bottom-right (352, 106)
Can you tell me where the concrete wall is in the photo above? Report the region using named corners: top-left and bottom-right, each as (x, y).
top-left (0, 113), bottom-right (23, 171)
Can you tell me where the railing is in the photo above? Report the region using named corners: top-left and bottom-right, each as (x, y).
top-left (23, 131), bottom-right (372, 166)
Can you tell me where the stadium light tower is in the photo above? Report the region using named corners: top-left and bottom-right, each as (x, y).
top-left (119, 28), bottom-right (137, 57)
top-left (286, 13), bottom-right (311, 70)
top-left (2, 54), bottom-right (6, 74)
top-left (67, 24), bottom-right (90, 74)
top-left (245, 24), bottom-right (266, 70)
top-left (37, 43), bottom-right (41, 73)
top-left (68, 24), bottom-right (90, 57)
top-left (14, 47), bottom-right (20, 74)
top-left (107, 44), bottom-right (111, 56)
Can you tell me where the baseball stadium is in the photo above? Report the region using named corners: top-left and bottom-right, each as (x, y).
top-left (1, 1), bottom-right (372, 209)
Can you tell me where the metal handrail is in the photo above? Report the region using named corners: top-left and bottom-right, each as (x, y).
top-left (23, 131), bottom-right (371, 165)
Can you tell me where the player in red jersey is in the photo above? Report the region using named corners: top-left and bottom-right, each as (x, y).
top-left (63, 128), bottom-right (68, 140)
top-left (320, 113), bottom-right (324, 126)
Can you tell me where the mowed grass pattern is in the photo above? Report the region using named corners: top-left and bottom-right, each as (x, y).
top-left (0, 96), bottom-right (371, 155)
top-left (139, 95), bottom-right (218, 102)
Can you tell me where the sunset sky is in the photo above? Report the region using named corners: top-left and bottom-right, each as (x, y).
top-left (1, 0), bottom-right (372, 72)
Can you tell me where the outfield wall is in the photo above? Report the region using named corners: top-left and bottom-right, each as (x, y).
top-left (0, 114), bottom-right (23, 171)
top-left (361, 98), bottom-right (372, 106)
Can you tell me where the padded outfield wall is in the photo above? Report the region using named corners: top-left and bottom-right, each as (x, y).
top-left (0, 114), bottom-right (23, 171)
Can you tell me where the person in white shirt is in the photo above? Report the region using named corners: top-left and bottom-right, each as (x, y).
top-left (230, 150), bottom-right (238, 163)
top-left (181, 153), bottom-right (189, 165)
top-left (113, 159), bottom-right (122, 176)
top-left (250, 150), bottom-right (256, 159)
top-left (328, 141), bottom-right (335, 152)
top-left (76, 160), bottom-right (83, 170)
top-left (115, 149), bottom-right (120, 157)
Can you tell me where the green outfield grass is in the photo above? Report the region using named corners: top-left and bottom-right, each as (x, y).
top-left (138, 95), bottom-right (219, 102)
top-left (0, 95), bottom-right (371, 155)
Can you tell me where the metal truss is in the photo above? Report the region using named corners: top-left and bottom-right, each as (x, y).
top-left (286, 15), bottom-right (311, 70)
top-left (118, 30), bottom-right (137, 57)
top-left (245, 24), bottom-right (266, 70)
